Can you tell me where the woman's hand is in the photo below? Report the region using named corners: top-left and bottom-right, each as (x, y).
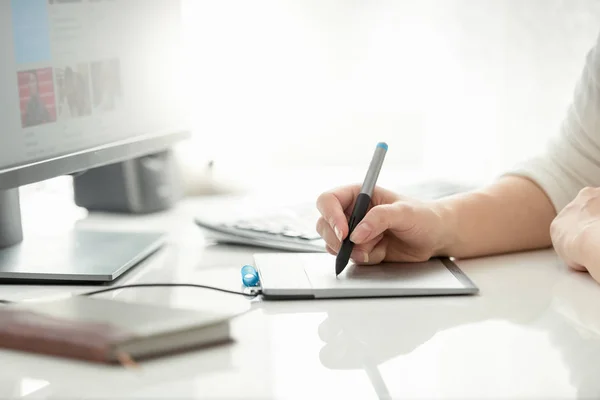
top-left (315, 184), bottom-right (453, 265)
top-left (551, 187), bottom-right (600, 283)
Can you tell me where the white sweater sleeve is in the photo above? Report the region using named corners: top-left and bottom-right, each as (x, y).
top-left (506, 32), bottom-right (600, 213)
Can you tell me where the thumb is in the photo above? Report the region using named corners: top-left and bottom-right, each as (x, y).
top-left (349, 203), bottom-right (413, 245)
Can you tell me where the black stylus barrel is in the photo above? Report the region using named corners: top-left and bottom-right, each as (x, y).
top-left (335, 142), bottom-right (388, 275)
top-left (336, 193), bottom-right (372, 275)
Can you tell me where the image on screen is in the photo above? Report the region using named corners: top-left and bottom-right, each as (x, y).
top-left (55, 64), bottom-right (92, 120)
top-left (17, 67), bottom-right (57, 128)
top-left (0, 0), bottom-right (185, 171)
top-left (90, 58), bottom-right (122, 113)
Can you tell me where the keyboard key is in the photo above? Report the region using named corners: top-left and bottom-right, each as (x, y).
top-left (281, 231), bottom-right (303, 238)
top-left (300, 233), bottom-right (321, 240)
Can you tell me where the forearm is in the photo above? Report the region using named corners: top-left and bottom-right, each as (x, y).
top-left (430, 33), bottom-right (600, 260)
top-left (435, 176), bottom-right (557, 259)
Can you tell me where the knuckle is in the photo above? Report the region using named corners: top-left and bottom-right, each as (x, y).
top-left (315, 217), bottom-right (326, 233)
top-left (316, 192), bottom-right (330, 209)
top-left (577, 224), bottom-right (594, 245)
top-left (578, 186), bottom-right (598, 197)
top-left (394, 201), bottom-right (413, 214)
top-left (370, 206), bottom-right (392, 229)
top-left (392, 202), bottom-right (413, 221)
top-left (318, 191), bottom-right (338, 207)
top-left (578, 186), bottom-right (591, 195)
top-left (369, 204), bottom-right (405, 230)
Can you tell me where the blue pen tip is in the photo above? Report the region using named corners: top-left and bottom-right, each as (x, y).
top-left (377, 142), bottom-right (388, 151)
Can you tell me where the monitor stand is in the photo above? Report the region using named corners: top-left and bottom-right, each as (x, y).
top-left (0, 188), bottom-right (166, 284)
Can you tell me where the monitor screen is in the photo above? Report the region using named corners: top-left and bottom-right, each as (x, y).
top-left (0, 0), bottom-right (186, 172)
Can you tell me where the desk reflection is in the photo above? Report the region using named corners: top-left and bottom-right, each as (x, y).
top-left (0, 341), bottom-right (236, 399)
top-left (314, 254), bottom-right (600, 399)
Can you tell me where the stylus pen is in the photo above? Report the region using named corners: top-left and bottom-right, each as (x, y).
top-left (336, 142), bottom-right (388, 276)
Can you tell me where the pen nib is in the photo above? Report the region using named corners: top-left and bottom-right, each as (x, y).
top-left (335, 259), bottom-right (347, 276)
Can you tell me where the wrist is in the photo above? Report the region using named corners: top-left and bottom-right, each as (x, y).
top-left (430, 199), bottom-right (460, 257)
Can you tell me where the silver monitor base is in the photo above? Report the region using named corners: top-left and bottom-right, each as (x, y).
top-left (0, 230), bottom-right (165, 283)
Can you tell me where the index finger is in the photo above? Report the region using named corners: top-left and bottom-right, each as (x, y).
top-left (316, 185), bottom-right (360, 241)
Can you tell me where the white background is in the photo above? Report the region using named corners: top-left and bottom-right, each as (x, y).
top-left (179, 0), bottom-right (600, 183)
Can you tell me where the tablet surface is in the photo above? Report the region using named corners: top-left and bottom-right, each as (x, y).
top-left (253, 253), bottom-right (478, 299)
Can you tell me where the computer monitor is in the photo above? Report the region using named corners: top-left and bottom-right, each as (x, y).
top-left (0, 0), bottom-right (189, 283)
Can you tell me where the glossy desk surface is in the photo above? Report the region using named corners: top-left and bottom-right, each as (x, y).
top-left (1, 196), bottom-right (600, 400)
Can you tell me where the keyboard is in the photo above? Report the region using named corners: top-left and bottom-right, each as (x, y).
top-left (194, 179), bottom-right (476, 252)
top-left (195, 202), bottom-right (326, 252)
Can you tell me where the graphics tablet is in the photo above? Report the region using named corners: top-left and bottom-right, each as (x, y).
top-left (253, 253), bottom-right (478, 300)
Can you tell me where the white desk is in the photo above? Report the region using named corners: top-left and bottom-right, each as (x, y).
top-left (1, 195), bottom-right (600, 399)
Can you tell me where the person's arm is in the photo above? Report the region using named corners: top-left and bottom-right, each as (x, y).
top-left (434, 176), bottom-right (555, 258)
top-left (317, 31), bottom-right (600, 267)
top-left (436, 31), bottom-right (600, 260)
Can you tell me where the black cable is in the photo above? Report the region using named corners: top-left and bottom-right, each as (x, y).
top-left (0, 283), bottom-right (260, 305)
top-left (79, 283), bottom-right (261, 298)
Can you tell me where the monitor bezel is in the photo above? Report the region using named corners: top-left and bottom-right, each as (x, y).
top-left (0, 129), bottom-right (190, 190)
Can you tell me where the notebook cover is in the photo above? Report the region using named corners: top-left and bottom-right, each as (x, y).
top-left (0, 296), bottom-right (235, 365)
top-left (0, 306), bottom-right (135, 364)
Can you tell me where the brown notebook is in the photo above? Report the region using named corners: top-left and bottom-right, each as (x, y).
top-left (0, 296), bottom-right (236, 365)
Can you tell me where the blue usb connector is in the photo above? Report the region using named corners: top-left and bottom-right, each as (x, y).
top-left (241, 265), bottom-right (260, 287)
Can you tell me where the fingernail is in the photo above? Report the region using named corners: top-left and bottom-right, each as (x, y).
top-left (334, 225), bottom-right (343, 242)
top-left (363, 252), bottom-right (369, 263)
top-left (334, 240), bottom-right (342, 252)
top-left (350, 222), bottom-right (371, 243)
